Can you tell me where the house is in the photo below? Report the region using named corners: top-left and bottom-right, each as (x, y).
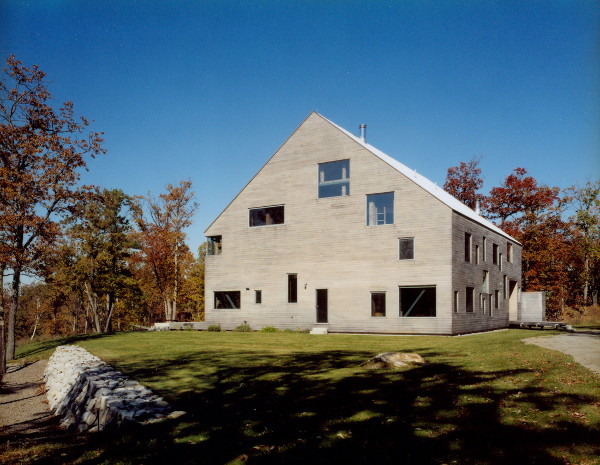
top-left (204, 112), bottom-right (522, 335)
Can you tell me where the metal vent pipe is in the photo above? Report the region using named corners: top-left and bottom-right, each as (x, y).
top-left (359, 124), bottom-right (367, 143)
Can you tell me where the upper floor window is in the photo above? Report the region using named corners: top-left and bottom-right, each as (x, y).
top-left (249, 205), bottom-right (284, 227)
top-left (399, 238), bottom-right (414, 260)
top-left (507, 243), bottom-right (513, 263)
top-left (465, 233), bottom-right (472, 262)
top-left (318, 159), bottom-right (349, 198)
top-left (367, 192), bottom-right (394, 225)
top-left (207, 235), bottom-right (222, 255)
top-left (492, 243), bottom-right (499, 265)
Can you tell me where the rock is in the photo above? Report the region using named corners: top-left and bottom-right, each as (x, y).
top-left (364, 352), bottom-right (425, 369)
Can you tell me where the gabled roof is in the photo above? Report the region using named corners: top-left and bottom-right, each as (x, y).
top-left (318, 113), bottom-right (519, 243)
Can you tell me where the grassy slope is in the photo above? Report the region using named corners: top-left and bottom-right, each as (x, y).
top-left (4, 330), bottom-right (600, 465)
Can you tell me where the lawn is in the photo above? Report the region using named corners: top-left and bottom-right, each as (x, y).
top-left (3, 330), bottom-right (600, 465)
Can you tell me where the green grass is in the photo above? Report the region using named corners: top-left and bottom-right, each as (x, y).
top-left (3, 330), bottom-right (600, 465)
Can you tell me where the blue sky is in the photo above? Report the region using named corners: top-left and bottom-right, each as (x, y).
top-left (2, 1), bottom-right (598, 255)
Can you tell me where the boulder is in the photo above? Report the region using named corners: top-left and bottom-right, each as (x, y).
top-left (364, 352), bottom-right (425, 369)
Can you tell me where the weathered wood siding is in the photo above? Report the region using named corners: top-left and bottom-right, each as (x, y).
top-left (450, 212), bottom-right (522, 333)
top-left (205, 113), bottom-right (519, 334)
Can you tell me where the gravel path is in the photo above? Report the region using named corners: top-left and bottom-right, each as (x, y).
top-left (523, 331), bottom-right (600, 376)
top-left (0, 360), bottom-right (59, 437)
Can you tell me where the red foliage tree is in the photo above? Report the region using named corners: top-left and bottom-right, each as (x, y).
top-left (443, 156), bottom-right (485, 210)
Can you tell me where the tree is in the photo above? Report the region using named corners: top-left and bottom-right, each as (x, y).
top-left (133, 180), bottom-right (198, 322)
top-left (0, 55), bottom-right (104, 359)
top-left (443, 156), bottom-right (485, 210)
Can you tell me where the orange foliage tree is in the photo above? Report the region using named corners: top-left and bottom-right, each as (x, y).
top-left (0, 55), bottom-right (104, 359)
top-left (443, 156), bottom-right (485, 210)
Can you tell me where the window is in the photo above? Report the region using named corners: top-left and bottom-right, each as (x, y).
top-left (465, 233), bottom-right (472, 262)
top-left (483, 237), bottom-right (487, 262)
top-left (399, 286), bottom-right (436, 317)
top-left (507, 243), bottom-right (513, 263)
top-left (466, 287), bottom-right (474, 313)
top-left (288, 274), bottom-right (297, 303)
top-left (249, 205), bottom-right (284, 227)
top-left (255, 290), bottom-right (262, 304)
top-left (367, 192), bottom-right (394, 225)
top-left (482, 270), bottom-right (489, 294)
top-left (492, 243), bottom-right (498, 265)
top-left (494, 290), bottom-right (499, 310)
top-left (453, 291), bottom-right (459, 313)
top-left (318, 159), bottom-right (349, 198)
top-left (399, 238), bottom-right (414, 260)
top-left (214, 291), bottom-right (240, 309)
top-left (475, 245), bottom-right (480, 264)
top-left (499, 252), bottom-right (503, 271)
top-left (371, 292), bottom-right (386, 317)
top-left (207, 236), bottom-right (222, 255)
top-left (503, 275), bottom-right (507, 299)
top-left (480, 293), bottom-right (485, 312)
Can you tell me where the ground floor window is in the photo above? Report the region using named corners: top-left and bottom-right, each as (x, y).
top-left (288, 274), bottom-right (297, 303)
top-left (214, 291), bottom-right (241, 309)
top-left (399, 286), bottom-right (436, 317)
top-left (255, 290), bottom-right (262, 304)
top-left (466, 287), bottom-right (474, 313)
top-left (371, 292), bottom-right (386, 317)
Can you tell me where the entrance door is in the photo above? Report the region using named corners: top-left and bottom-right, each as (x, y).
top-left (508, 280), bottom-right (518, 321)
top-left (316, 289), bottom-right (328, 323)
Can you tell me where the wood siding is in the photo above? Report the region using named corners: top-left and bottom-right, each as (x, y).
top-left (205, 113), bottom-right (521, 335)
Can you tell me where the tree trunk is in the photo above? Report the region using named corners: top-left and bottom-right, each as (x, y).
top-left (7, 264), bottom-right (21, 361)
top-left (172, 242), bottom-right (179, 322)
top-left (103, 293), bottom-right (114, 333)
top-left (84, 282), bottom-right (102, 333)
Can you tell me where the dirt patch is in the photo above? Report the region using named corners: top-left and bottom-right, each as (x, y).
top-left (523, 331), bottom-right (600, 376)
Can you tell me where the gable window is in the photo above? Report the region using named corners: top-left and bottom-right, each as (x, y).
top-left (207, 235), bottom-right (222, 255)
top-left (466, 287), bottom-right (474, 313)
top-left (249, 205), bottom-right (284, 227)
top-left (318, 159), bottom-right (349, 198)
top-left (255, 290), bottom-right (262, 304)
top-left (371, 292), bottom-right (386, 317)
top-left (214, 291), bottom-right (241, 309)
top-left (399, 238), bottom-right (414, 260)
top-left (399, 286), bottom-right (436, 317)
top-left (288, 274), bottom-right (297, 303)
top-left (465, 233), bottom-right (472, 262)
top-left (367, 192), bottom-right (394, 225)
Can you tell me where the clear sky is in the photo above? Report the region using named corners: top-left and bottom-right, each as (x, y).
top-left (2, 0), bottom-right (599, 255)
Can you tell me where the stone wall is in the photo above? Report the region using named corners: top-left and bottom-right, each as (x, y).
top-left (45, 345), bottom-right (184, 432)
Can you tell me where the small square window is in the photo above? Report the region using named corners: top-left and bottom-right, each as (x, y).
top-left (371, 292), bottom-right (386, 317)
top-left (399, 238), bottom-right (414, 260)
top-left (367, 192), bottom-right (394, 225)
top-left (318, 160), bottom-right (350, 198)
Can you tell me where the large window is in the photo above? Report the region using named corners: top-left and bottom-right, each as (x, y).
top-left (249, 205), bottom-right (284, 227)
top-left (367, 192), bottom-right (394, 225)
top-left (399, 238), bottom-right (414, 260)
top-left (399, 286), bottom-right (436, 317)
top-left (207, 235), bottom-right (222, 255)
top-left (371, 292), bottom-right (386, 317)
top-left (288, 274), bottom-right (297, 303)
top-left (318, 159), bottom-right (349, 198)
top-left (214, 291), bottom-right (241, 309)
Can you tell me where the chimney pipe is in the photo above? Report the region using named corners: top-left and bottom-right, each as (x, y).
top-left (475, 199), bottom-right (481, 215)
top-left (359, 124), bottom-right (367, 143)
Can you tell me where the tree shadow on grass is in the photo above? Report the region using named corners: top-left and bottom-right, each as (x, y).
top-left (15, 333), bottom-right (120, 361)
top-left (19, 349), bottom-right (600, 465)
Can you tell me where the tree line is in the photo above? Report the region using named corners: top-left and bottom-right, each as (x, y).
top-left (444, 157), bottom-right (599, 318)
top-left (1, 55), bottom-right (599, 363)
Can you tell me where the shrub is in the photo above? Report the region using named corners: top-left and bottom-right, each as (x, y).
top-left (260, 326), bottom-right (280, 333)
top-left (233, 323), bottom-right (253, 332)
top-left (207, 324), bottom-right (221, 332)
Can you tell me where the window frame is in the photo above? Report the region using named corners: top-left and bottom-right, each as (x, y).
top-left (399, 285), bottom-right (436, 318)
top-left (399, 237), bottom-right (415, 260)
top-left (249, 205), bottom-right (285, 228)
top-left (371, 292), bottom-right (386, 317)
top-left (287, 273), bottom-right (298, 303)
top-left (318, 159), bottom-right (350, 198)
top-left (465, 233), bottom-right (472, 262)
top-left (366, 192), bottom-right (394, 226)
top-left (214, 291), bottom-right (241, 310)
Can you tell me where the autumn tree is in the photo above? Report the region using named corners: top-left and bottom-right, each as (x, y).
top-left (443, 156), bottom-right (485, 210)
top-left (133, 180), bottom-right (198, 322)
top-left (0, 55), bottom-right (104, 359)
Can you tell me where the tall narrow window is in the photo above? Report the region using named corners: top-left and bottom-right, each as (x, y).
top-left (503, 275), bottom-right (507, 299)
top-left (318, 159), bottom-right (350, 198)
top-left (466, 287), bottom-right (474, 313)
top-left (249, 205), bottom-right (284, 227)
top-left (465, 233), bottom-right (472, 262)
top-left (507, 243), bottom-right (513, 263)
top-left (371, 292), bottom-right (386, 317)
top-left (483, 237), bottom-right (487, 262)
top-left (480, 293), bottom-right (485, 312)
top-left (367, 192), bottom-right (394, 225)
top-left (499, 252), bottom-right (503, 271)
top-left (399, 238), bottom-right (414, 260)
top-left (492, 243), bottom-right (498, 265)
top-left (475, 245), bottom-right (480, 264)
top-left (494, 290), bottom-right (499, 310)
top-left (255, 290), bottom-right (262, 304)
top-left (399, 286), bottom-right (436, 317)
top-left (482, 270), bottom-right (489, 294)
top-left (288, 274), bottom-right (297, 303)
top-left (453, 291), bottom-right (459, 313)
top-left (207, 235), bottom-right (222, 255)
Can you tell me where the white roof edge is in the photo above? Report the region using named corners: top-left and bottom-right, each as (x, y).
top-left (319, 113), bottom-right (520, 244)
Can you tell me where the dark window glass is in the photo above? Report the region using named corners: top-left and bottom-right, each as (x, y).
top-left (466, 287), bottom-right (474, 313)
top-left (399, 238), bottom-right (414, 260)
top-left (288, 274), bottom-right (297, 303)
top-left (207, 236), bottom-right (222, 255)
top-left (318, 160), bottom-right (350, 198)
top-left (255, 290), bottom-right (262, 304)
top-left (492, 243), bottom-right (498, 265)
top-left (214, 291), bottom-right (241, 309)
top-left (465, 233), bottom-right (472, 262)
top-left (371, 292), bottom-right (386, 317)
top-left (399, 286), bottom-right (436, 317)
top-left (249, 206), bottom-right (284, 227)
